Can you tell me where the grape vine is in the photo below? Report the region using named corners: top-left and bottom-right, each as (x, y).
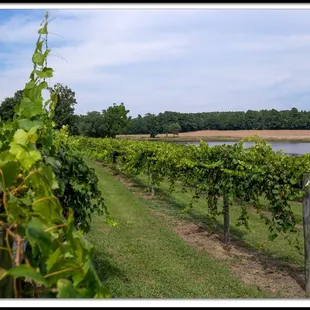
top-left (71, 135), bottom-right (308, 242)
top-left (0, 13), bottom-right (110, 298)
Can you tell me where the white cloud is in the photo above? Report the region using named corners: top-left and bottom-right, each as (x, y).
top-left (1, 9), bottom-right (310, 116)
top-left (0, 10), bottom-right (190, 113)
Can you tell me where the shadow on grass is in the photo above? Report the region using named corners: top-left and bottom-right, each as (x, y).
top-left (92, 251), bottom-right (130, 291)
top-left (122, 173), bottom-right (305, 291)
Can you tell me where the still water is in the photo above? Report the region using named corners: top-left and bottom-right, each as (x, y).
top-left (175, 141), bottom-right (310, 156)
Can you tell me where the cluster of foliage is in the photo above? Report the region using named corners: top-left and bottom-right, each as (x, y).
top-left (0, 84), bottom-right (78, 135)
top-left (78, 103), bottom-right (131, 138)
top-left (52, 126), bottom-right (107, 233)
top-left (48, 83), bottom-right (79, 135)
top-left (71, 135), bottom-right (308, 242)
top-left (0, 90), bottom-right (24, 122)
top-left (0, 13), bottom-right (111, 298)
top-left (126, 108), bottom-right (310, 136)
top-left (1, 89), bottom-right (131, 139)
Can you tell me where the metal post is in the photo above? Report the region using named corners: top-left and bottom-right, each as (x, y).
top-left (302, 174), bottom-right (310, 294)
top-left (223, 195), bottom-right (230, 244)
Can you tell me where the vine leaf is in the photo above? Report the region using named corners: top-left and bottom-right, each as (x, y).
top-left (35, 68), bottom-right (54, 78)
top-left (18, 119), bottom-right (44, 131)
top-left (0, 162), bottom-right (19, 190)
top-left (32, 52), bottom-right (45, 66)
top-left (13, 129), bottom-right (29, 146)
top-left (19, 99), bottom-right (42, 118)
top-left (32, 197), bottom-right (62, 222)
top-left (56, 279), bottom-right (82, 298)
top-left (38, 23), bottom-right (48, 35)
top-left (10, 143), bottom-right (42, 170)
top-left (2, 265), bottom-right (49, 287)
top-left (27, 217), bottom-right (53, 257)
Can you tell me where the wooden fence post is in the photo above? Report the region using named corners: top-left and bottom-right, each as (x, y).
top-left (302, 174), bottom-right (310, 294)
top-left (223, 195), bottom-right (230, 244)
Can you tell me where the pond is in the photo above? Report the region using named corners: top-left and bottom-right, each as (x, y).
top-left (174, 141), bottom-right (310, 156)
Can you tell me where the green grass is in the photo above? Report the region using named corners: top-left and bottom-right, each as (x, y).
top-left (133, 174), bottom-right (304, 269)
top-left (85, 160), bottom-right (272, 298)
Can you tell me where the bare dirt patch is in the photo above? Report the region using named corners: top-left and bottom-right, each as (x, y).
top-left (172, 220), bottom-right (305, 298)
top-left (98, 162), bottom-right (307, 298)
top-left (119, 130), bottom-right (310, 140)
top-left (178, 129), bottom-right (310, 139)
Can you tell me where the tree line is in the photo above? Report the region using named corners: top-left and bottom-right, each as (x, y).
top-left (1, 84), bottom-right (310, 138)
top-left (127, 108), bottom-right (310, 135)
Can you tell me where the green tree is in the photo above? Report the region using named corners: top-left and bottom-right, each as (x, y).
top-left (144, 113), bottom-right (160, 138)
top-left (48, 83), bottom-right (77, 134)
top-left (70, 114), bottom-right (81, 136)
top-left (0, 90), bottom-right (24, 122)
top-left (127, 114), bottom-right (147, 134)
top-left (102, 103), bottom-right (131, 138)
top-left (79, 111), bottom-right (106, 138)
top-left (168, 122), bottom-right (181, 136)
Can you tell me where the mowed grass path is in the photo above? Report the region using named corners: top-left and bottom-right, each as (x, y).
top-left (86, 160), bottom-right (271, 298)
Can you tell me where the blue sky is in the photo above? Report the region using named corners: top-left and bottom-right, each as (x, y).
top-left (1, 8), bottom-right (310, 117)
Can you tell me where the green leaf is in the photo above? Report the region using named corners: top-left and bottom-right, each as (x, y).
top-left (42, 165), bottom-right (58, 190)
top-left (0, 151), bottom-right (16, 166)
top-left (27, 165), bottom-right (53, 191)
top-left (32, 196), bottom-right (62, 222)
top-left (25, 81), bottom-right (36, 91)
top-left (46, 157), bottom-right (61, 169)
top-left (5, 265), bottom-right (48, 286)
top-left (19, 100), bottom-right (42, 118)
top-left (32, 52), bottom-right (45, 66)
top-left (80, 260), bottom-right (110, 298)
top-left (36, 40), bottom-right (43, 52)
top-left (13, 129), bottom-right (29, 146)
top-left (10, 143), bottom-right (42, 170)
top-left (18, 119), bottom-right (44, 131)
top-left (46, 260), bottom-right (78, 284)
top-left (94, 287), bottom-right (111, 299)
top-left (38, 23), bottom-right (48, 35)
top-left (51, 91), bottom-right (58, 103)
top-left (20, 97), bottom-right (32, 105)
top-left (44, 49), bottom-right (51, 59)
top-left (0, 161), bottom-right (19, 190)
top-left (28, 127), bottom-right (40, 144)
top-left (27, 217), bottom-right (53, 257)
top-left (7, 200), bottom-right (28, 221)
top-left (46, 248), bottom-right (62, 272)
top-left (35, 67), bottom-right (53, 78)
top-left (38, 81), bottom-right (48, 91)
top-left (57, 279), bottom-right (81, 298)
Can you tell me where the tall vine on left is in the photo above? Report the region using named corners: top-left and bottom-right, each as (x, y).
top-left (0, 12), bottom-right (110, 298)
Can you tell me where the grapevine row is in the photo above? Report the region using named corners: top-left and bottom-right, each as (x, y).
top-left (70, 135), bottom-right (309, 240)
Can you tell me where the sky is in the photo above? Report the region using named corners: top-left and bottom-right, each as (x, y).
top-left (1, 8), bottom-right (310, 117)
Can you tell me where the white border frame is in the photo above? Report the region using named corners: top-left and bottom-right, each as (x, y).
top-left (0, 2), bottom-right (309, 307)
